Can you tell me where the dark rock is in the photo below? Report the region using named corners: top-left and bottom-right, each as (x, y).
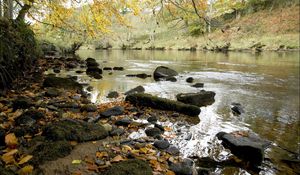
top-left (86, 86), bottom-right (93, 92)
top-left (125, 85), bottom-right (145, 95)
top-left (103, 159), bottom-right (152, 175)
top-left (75, 70), bottom-right (84, 74)
top-left (53, 102), bottom-right (80, 109)
top-left (43, 76), bottom-right (82, 90)
top-left (166, 146), bottom-right (180, 155)
top-left (185, 133), bottom-right (192, 140)
top-left (100, 106), bottom-right (124, 118)
top-left (81, 104), bottom-right (97, 112)
top-left (166, 76), bottom-right (177, 82)
top-left (45, 88), bottom-right (60, 97)
top-left (86, 66), bottom-right (102, 74)
top-left (103, 67), bottom-right (112, 71)
top-left (110, 128), bottom-right (125, 136)
top-left (126, 73), bottom-right (151, 79)
top-left (0, 128), bottom-right (5, 146)
top-left (191, 83), bottom-right (204, 88)
top-left (115, 118), bottom-right (132, 126)
top-left (169, 161), bottom-right (193, 175)
top-left (66, 62), bottom-right (77, 69)
top-left (154, 123), bottom-right (165, 132)
top-left (154, 140), bottom-right (170, 149)
top-left (147, 116), bottom-right (158, 123)
top-left (125, 93), bottom-right (200, 116)
top-left (43, 119), bottom-right (108, 142)
top-left (12, 96), bottom-right (33, 110)
top-left (15, 115), bottom-right (36, 127)
top-left (231, 103), bottom-right (244, 115)
top-left (216, 131), bottom-right (271, 166)
top-left (186, 77), bottom-right (194, 83)
top-left (153, 66), bottom-right (178, 81)
top-left (92, 73), bottom-right (103, 79)
top-left (145, 127), bottom-right (162, 137)
top-left (113, 67), bottom-right (124, 71)
top-left (85, 57), bottom-right (96, 63)
top-left (53, 67), bottom-right (61, 73)
top-left (176, 90), bottom-right (216, 107)
top-left (29, 138), bottom-right (73, 165)
top-left (107, 91), bottom-right (119, 98)
top-left (86, 60), bottom-right (99, 67)
top-left (171, 113), bottom-right (180, 117)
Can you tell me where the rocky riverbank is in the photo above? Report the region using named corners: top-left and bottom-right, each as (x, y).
top-left (0, 54), bottom-right (293, 175)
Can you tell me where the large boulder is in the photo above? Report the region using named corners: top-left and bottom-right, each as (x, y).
top-left (43, 76), bottom-right (82, 90)
top-left (216, 131), bottom-right (271, 166)
top-left (43, 119), bottom-right (108, 142)
top-left (103, 159), bottom-right (152, 175)
top-left (125, 93), bottom-right (200, 116)
top-left (176, 90), bottom-right (216, 107)
top-left (153, 66), bottom-right (178, 81)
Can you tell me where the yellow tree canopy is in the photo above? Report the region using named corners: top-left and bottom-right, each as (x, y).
top-left (17, 0), bottom-right (140, 38)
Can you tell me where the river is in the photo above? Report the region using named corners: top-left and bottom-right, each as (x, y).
top-left (73, 50), bottom-right (299, 175)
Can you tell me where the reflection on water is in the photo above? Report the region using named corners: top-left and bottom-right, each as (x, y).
top-left (74, 50), bottom-right (299, 174)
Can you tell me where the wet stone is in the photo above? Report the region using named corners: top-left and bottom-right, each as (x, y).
top-left (107, 91), bottom-right (119, 98)
top-left (186, 77), bottom-right (194, 83)
top-left (115, 118), bottom-right (132, 126)
top-left (191, 83), bottom-right (204, 88)
top-left (154, 123), bottom-right (165, 132)
top-left (81, 104), bottom-right (97, 112)
top-left (154, 140), bottom-right (170, 149)
top-left (110, 128), bottom-right (125, 136)
top-left (147, 116), bottom-right (158, 123)
top-left (100, 106), bottom-right (124, 118)
top-left (45, 88), bottom-right (60, 97)
top-left (166, 145), bottom-right (180, 155)
top-left (15, 115), bottom-right (36, 127)
top-left (169, 161), bottom-right (193, 175)
top-left (231, 103), bottom-right (244, 115)
top-left (125, 85), bottom-right (145, 95)
top-left (12, 96), bottom-right (33, 110)
top-left (0, 128), bottom-right (5, 146)
top-left (145, 127), bottom-right (162, 137)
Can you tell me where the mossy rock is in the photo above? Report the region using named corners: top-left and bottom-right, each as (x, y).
top-left (28, 139), bottom-right (73, 165)
top-left (42, 119), bottom-right (108, 142)
top-left (125, 93), bottom-right (200, 116)
top-left (43, 76), bottom-right (83, 90)
top-left (103, 159), bottom-right (152, 175)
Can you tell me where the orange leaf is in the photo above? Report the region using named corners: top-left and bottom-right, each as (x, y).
top-left (166, 170), bottom-right (176, 175)
top-left (18, 165), bottom-right (34, 175)
top-left (18, 155), bottom-right (33, 165)
top-left (96, 152), bottom-right (108, 159)
top-left (111, 155), bottom-right (125, 162)
top-left (5, 133), bottom-right (18, 148)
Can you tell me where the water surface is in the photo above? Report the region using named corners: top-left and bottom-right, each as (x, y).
top-left (74, 50), bottom-right (299, 174)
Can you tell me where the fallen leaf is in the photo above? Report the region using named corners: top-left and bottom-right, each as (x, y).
top-left (2, 149), bottom-right (18, 164)
top-left (18, 155), bottom-right (33, 165)
top-left (18, 165), bottom-right (34, 175)
top-left (111, 155), bottom-right (125, 162)
top-left (5, 133), bottom-right (18, 148)
top-left (166, 170), bottom-right (176, 175)
top-left (96, 152), bottom-right (108, 159)
top-left (87, 164), bottom-right (98, 171)
top-left (72, 160), bottom-right (82, 164)
top-left (122, 145), bottom-right (132, 152)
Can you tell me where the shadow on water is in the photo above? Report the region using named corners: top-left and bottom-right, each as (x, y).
top-left (72, 50), bottom-right (299, 175)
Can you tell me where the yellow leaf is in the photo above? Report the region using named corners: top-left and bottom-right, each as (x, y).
top-left (18, 155), bottom-right (33, 165)
top-left (72, 159), bottom-right (82, 164)
top-left (96, 151), bottom-right (108, 159)
top-left (5, 133), bottom-right (18, 148)
top-left (18, 165), bottom-right (34, 175)
top-left (2, 149), bottom-right (18, 164)
top-left (111, 155), bottom-right (125, 162)
top-left (166, 170), bottom-right (176, 175)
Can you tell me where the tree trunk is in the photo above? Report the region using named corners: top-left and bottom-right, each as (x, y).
top-left (0, 0), bottom-right (2, 17)
top-left (3, 0), bottom-right (13, 19)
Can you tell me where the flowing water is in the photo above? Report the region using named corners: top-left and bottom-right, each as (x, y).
top-left (73, 50), bottom-right (299, 174)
